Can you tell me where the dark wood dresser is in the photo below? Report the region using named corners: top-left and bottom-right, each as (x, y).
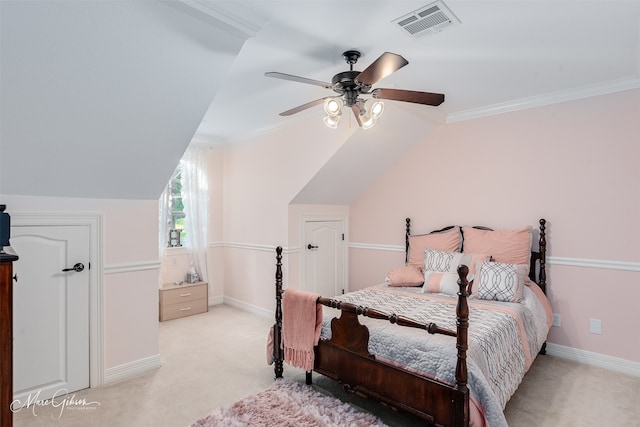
top-left (0, 248), bottom-right (18, 427)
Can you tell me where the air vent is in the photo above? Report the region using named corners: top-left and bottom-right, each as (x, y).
top-left (392, 1), bottom-right (461, 38)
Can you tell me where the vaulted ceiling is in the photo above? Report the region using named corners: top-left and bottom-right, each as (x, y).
top-left (1, 1), bottom-right (639, 201)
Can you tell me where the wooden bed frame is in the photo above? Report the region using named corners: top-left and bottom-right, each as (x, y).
top-left (273, 218), bottom-right (547, 427)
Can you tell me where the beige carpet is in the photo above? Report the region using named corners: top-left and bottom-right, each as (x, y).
top-left (12, 304), bottom-right (640, 427)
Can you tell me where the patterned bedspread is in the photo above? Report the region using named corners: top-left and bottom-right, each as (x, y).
top-left (320, 283), bottom-right (551, 427)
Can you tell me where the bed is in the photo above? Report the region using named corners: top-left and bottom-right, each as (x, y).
top-left (272, 218), bottom-right (551, 427)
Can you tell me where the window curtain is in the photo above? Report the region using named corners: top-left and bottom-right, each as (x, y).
top-left (180, 144), bottom-right (209, 283)
top-left (158, 182), bottom-right (171, 286)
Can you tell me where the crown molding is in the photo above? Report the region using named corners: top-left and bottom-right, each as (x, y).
top-left (447, 76), bottom-right (640, 123)
top-left (166, 0), bottom-right (264, 39)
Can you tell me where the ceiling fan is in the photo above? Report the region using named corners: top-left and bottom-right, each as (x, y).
top-left (265, 50), bottom-right (445, 129)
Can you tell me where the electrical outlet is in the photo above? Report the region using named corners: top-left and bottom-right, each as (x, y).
top-left (552, 313), bottom-right (561, 327)
top-left (589, 319), bottom-right (602, 334)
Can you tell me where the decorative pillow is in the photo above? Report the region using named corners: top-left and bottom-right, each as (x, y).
top-left (407, 226), bottom-right (462, 269)
top-left (424, 272), bottom-right (460, 295)
top-left (386, 265), bottom-right (424, 287)
top-left (475, 261), bottom-right (527, 302)
top-left (462, 226), bottom-right (532, 274)
top-left (421, 248), bottom-right (489, 296)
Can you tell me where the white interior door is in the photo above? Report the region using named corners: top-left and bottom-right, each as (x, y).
top-left (11, 225), bottom-right (90, 403)
top-left (304, 220), bottom-right (344, 297)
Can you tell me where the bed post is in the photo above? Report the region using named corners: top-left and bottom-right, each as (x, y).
top-left (405, 218), bottom-right (411, 264)
top-left (538, 219), bottom-right (547, 294)
top-left (274, 246), bottom-right (284, 379)
top-left (455, 264), bottom-right (470, 419)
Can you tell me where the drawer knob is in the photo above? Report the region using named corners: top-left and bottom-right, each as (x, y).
top-left (180, 293), bottom-right (192, 297)
top-left (180, 307), bottom-right (192, 311)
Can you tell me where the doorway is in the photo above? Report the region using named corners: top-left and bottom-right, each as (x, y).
top-left (303, 218), bottom-right (346, 297)
top-left (10, 213), bottom-right (102, 404)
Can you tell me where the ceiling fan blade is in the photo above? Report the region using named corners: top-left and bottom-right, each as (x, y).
top-left (355, 52), bottom-right (408, 86)
top-left (279, 98), bottom-right (328, 116)
top-left (351, 105), bottom-right (363, 127)
top-left (372, 88), bottom-right (445, 106)
top-left (265, 72), bottom-right (332, 89)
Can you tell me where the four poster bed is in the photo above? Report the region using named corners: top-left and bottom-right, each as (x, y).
top-left (271, 218), bottom-right (551, 427)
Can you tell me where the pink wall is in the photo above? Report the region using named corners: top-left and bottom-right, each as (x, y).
top-left (349, 89), bottom-right (640, 363)
top-left (1, 195), bottom-right (160, 371)
top-left (221, 119), bottom-right (351, 312)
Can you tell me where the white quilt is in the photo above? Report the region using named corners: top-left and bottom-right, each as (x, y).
top-left (320, 284), bottom-right (551, 427)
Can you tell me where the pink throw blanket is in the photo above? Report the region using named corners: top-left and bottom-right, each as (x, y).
top-left (282, 288), bottom-right (322, 371)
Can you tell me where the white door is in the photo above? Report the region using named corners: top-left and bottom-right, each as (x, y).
top-left (11, 225), bottom-right (90, 403)
top-left (304, 220), bottom-right (344, 297)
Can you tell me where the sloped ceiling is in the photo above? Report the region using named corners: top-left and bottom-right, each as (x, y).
top-left (2, 1), bottom-right (640, 205)
top-left (0, 0), bottom-right (245, 199)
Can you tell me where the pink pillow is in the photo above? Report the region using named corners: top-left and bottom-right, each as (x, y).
top-left (387, 265), bottom-right (424, 287)
top-left (407, 227), bottom-right (462, 269)
top-left (462, 226), bottom-right (532, 273)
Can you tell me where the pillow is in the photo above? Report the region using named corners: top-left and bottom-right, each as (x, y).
top-left (475, 261), bottom-right (527, 302)
top-left (422, 248), bottom-right (490, 296)
top-left (386, 265), bottom-right (424, 287)
top-left (407, 226), bottom-right (462, 269)
top-left (423, 272), bottom-right (460, 295)
top-left (462, 226), bottom-right (532, 274)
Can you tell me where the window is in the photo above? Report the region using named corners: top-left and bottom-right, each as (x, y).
top-left (163, 166), bottom-right (186, 247)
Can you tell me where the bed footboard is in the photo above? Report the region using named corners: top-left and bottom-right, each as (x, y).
top-left (272, 243), bottom-right (469, 426)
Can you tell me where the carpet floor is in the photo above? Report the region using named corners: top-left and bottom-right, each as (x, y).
top-left (11, 305), bottom-right (640, 427)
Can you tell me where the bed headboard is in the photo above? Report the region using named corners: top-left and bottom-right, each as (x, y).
top-left (405, 218), bottom-right (547, 294)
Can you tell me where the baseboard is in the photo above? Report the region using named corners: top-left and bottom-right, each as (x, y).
top-left (103, 354), bottom-right (161, 385)
top-left (546, 343), bottom-right (640, 377)
top-left (223, 295), bottom-right (273, 320)
top-left (209, 295), bottom-right (224, 306)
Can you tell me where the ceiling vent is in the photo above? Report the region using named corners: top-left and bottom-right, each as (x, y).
top-left (392, 1), bottom-right (461, 38)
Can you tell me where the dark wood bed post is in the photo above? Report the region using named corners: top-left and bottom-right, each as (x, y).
top-left (405, 218), bottom-right (411, 264)
top-left (538, 219), bottom-right (547, 294)
top-left (274, 246), bottom-right (284, 379)
top-left (455, 265), bottom-right (470, 422)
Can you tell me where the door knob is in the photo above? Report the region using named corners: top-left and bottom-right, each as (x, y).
top-left (62, 263), bottom-right (85, 272)
top-left (307, 244), bottom-right (319, 250)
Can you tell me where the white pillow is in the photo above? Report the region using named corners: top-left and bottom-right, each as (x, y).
top-left (422, 248), bottom-right (486, 296)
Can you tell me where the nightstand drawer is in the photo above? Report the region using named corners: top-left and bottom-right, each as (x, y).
top-left (160, 298), bottom-right (207, 321)
top-left (161, 284), bottom-right (207, 305)
top-left (159, 281), bottom-right (208, 321)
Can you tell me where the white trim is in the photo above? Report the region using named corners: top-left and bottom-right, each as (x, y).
top-left (168, 0), bottom-right (262, 39)
top-left (546, 343), bottom-right (640, 378)
top-left (103, 354), bottom-right (161, 385)
top-left (223, 296), bottom-right (273, 320)
top-left (208, 296), bottom-right (224, 306)
top-left (104, 261), bottom-right (161, 275)
top-left (447, 76), bottom-right (640, 123)
top-left (548, 256), bottom-right (640, 272)
top-left (349, 242), bottom-right (405, 252)
top-left (348, 242), bottom-right (640, 272)
top-left (11, 212), bottom-right (105, 388)
top-left (209, 241), bottom-right (299, 254)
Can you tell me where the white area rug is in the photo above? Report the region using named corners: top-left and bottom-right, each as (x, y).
top-left (189, 378), bottom-right (388, 427)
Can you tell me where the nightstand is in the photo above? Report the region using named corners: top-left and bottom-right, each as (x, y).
top-left (159, 281), bottom-right (208, 321)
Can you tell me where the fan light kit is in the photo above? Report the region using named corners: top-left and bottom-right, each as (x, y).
top-left (265, 49), bottom-right (445, 129)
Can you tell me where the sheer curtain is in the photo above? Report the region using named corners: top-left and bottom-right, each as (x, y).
top-left (158, 181), bottom-right (171, 286)
top-left (180, 144), bottom-right (209, 283)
